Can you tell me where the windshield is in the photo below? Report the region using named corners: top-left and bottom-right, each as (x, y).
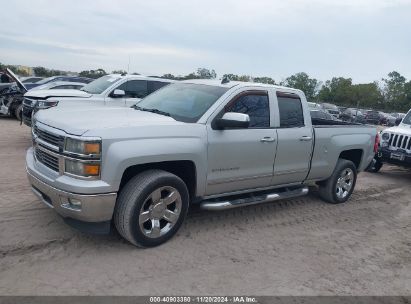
top-left (402, 111), bottom-right (411, 125)
top-left (80, 75), bottom-right (121, 94)
top-left (135, 83), bottom-right (229, 123)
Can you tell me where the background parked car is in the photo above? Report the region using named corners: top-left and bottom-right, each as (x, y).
top-left (320, 103), bottom-right (340, 118)
top-left (310, 109), bottom-right (337, 121)
top-left (24, 76), bottom-right (93, 90)
top-left (20, 77), bottom-right (45, 83)
top-left (0, 68), bottom-right (27, 120)
top-left (365, 110), bottom-right (381, 125)
top-left (30, 81), bottom-right (85, 91)
top-left (308, 102), bottom-right (321, 109)
top-left (379, 112), bottom-right (396, 126)
top-left (391, 112), bottom-right (406, 125)
top-left (0, 72), bottom-right (14, 93)
top-left (341, 108), bottom-right (360, 121)
top-left (22, 74), bottom-right (174, 126)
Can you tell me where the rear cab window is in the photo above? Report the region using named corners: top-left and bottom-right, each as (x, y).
top-left (277, 92), bottom-right (304, 128)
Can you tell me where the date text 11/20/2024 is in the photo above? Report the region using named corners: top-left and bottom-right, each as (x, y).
top-left (149, 296), bottom-right (257, 303)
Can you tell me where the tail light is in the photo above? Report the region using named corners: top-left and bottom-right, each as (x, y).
top-left (374, 133), bottom-right (380, 153)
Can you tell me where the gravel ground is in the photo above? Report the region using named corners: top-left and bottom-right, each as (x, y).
top-left (0, 118), bottom-right (410, 296)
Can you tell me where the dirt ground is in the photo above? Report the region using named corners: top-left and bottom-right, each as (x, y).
top-left (0, 118), bottom-right (410, 296)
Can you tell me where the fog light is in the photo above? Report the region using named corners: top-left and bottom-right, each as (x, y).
top-left (69, 198), bottom-right (82, 207)
top-left (61, 197), bottom-right (82, 211)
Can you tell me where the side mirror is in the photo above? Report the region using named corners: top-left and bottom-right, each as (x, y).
top-left (214, 112), bottom-right (250, 130)
top-left (111, 89), bottom-right (125, 98)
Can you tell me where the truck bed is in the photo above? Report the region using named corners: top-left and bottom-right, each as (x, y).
top-left (306, 122), bottom-right (376, 182)
top-left (311, 117), bottom-right (364, 127)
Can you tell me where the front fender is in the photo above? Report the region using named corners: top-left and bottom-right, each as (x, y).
top-left (101, 137), bottom-right (208, 195)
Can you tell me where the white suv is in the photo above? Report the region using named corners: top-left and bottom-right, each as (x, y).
top-left (22, 74), bottom-right (174, 126)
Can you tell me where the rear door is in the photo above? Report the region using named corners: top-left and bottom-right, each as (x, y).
top-left (271, 91), bottom-right (313, 185)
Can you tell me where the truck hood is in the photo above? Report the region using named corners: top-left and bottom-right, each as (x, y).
top-left (25, 89), bottom-right (92, 99)
top-left (35, 107), bottom-right (181, 136)
top-left (384, 123), bottom-right (411, 135)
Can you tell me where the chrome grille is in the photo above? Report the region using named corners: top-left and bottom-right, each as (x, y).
top-left (33, 125), bottom-right (64, 148)
top-left (35, 148), bottom-right (59, 172)
top-left (388, 133), bottom-right (411, 150)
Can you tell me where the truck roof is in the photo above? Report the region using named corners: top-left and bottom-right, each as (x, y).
top-left (181, 79), bottom-right (304, 94)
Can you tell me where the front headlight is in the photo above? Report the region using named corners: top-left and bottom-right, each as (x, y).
top-left (37, 100), bottom-right (59, 109)
top-left (65, 138), bottom-right (101, 156)
top-left (65, 159), bottom-right (100, 178)
top-left (381, 132), bottom-right (390, 141)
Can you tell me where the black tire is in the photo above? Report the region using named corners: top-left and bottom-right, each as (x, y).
top-left (14, 104), bottom-right (22, 121)
top-left (318, 159), bottom-right (357, 204)
top-left (114, 169), bottom-right (189, 248)
top-left (366, 158), bottom-right (383, 173)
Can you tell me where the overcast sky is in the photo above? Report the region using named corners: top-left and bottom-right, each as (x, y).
top-left (1, 0), bottom-right (410, 83)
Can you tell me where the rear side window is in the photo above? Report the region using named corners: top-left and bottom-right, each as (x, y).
top-left (116, 80), bottom-right (148, 98)
top-left (148, 81), bottom-right (169, 94)
top-left (277, 92), bottom-right (304, 128)
top-left (225, 92), bottom-right (270, 128)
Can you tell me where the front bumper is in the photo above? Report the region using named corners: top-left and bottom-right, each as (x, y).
top-left (26, 150), bottom-right (117, 223)
top-left (379, 147), bottom-right (411, 167)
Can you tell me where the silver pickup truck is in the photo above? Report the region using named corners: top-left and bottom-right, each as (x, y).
top-left (26, 79), bottom-right (377, 247)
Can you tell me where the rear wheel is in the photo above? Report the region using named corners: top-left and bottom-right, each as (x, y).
top-left (318, 159), bottom-right (357, 204)
top-left (114, 170), bottom-right (189, 247)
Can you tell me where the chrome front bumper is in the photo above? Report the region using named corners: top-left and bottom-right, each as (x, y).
top-left (27, 167), bottom-right (117, 223)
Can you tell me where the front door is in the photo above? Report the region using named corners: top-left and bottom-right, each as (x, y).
top-left (206, 91), bottom-right (277, 195)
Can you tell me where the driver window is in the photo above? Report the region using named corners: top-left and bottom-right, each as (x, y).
top-left (224, 92), bottom-right (270, 128)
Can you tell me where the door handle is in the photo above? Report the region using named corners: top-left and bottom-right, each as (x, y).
top-left (260, 137), bottom-right (276, 143)
top-left (300, 136), bottom-right (312, 141)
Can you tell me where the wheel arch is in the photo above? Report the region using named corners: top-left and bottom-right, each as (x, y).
top-left (119, 160), bottom-right (197, 201)
top-left (338, 149), bottom-right (363, 169)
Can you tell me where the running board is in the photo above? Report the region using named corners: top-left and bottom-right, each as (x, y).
top-left (200, 186), bottom-right (309, 211)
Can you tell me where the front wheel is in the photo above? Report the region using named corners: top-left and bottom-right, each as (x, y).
top-left (318, 159), bottom-right (357, 204)
top-left (114, 170), bottom-right (189, 247)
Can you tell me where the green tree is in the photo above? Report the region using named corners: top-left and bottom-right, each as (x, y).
top-left (351, 82), bottom-right (383, 109)
top-left (33, 66), bottom-right (51, 77)
top-left (318, 77), bottom-right (353, 105)
top-left (161, 73), bottom-right (177, 79)
top-left (222, 73), bottom-right (240, 81)
top-left (196, 68), bottom-right (216, 79)
top-left (254, 76), bottom-right (276, 85)
top-left (79, 69), bottom-right (107, 79)
top-left (281, 72), bottom-right (320, 101)
top-left (381, 71), bottom-right (407, 111)
top-left (112, 70), bottom-right (127, 75)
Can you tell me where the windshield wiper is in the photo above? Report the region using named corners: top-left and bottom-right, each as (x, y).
top-left (133, 105), bottom-right (171, 117)
top-left (80, 88), bottom-right (90, 93)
